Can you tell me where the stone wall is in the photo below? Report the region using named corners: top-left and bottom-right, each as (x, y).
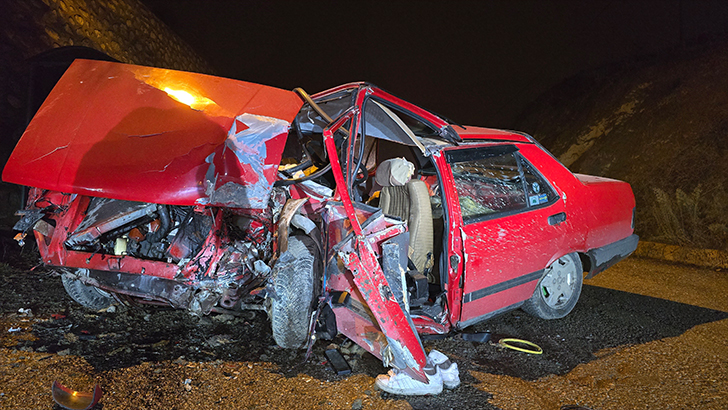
top-left (0, 0), bottom-right (214, 228)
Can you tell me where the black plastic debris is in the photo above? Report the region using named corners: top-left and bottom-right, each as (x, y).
top-left (324, 348), bottom-right (352, 375)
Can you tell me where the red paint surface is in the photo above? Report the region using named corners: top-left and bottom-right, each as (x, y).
top-left (434, 140), bottom-right (635, 326)
top-left (2, 60), bottom-right (302, 205)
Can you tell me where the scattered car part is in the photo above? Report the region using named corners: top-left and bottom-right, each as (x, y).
top-left (324, 348), bottom-right (352, 375)
top-left (314, 304), bottom-right (338, 341)
top-left (51, 380), bottom-right (102, 410)
top-left (497, 338), bottom-right (543, 354)
top-left (461, 332), bottom-right (492, 343)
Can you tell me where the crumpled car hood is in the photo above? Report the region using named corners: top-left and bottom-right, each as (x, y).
top-left (2, 59), bottom-right (303, 207)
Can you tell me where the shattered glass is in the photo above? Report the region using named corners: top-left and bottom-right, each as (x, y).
top-left (450, 151), bottom-right (528, 221)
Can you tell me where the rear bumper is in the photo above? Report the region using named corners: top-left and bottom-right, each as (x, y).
top-left (584, 234), bottom-right (639, 279)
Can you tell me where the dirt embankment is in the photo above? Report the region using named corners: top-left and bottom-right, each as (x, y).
top-left (515, 40), bottom-right (728, 251)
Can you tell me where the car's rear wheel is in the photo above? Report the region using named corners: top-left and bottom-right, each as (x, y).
top-left (269, 235), bottom-right (319, 349)
top-left (61, 269), bottom-right (113, 310)
top-left (522, 253), bottom-right (582, 320)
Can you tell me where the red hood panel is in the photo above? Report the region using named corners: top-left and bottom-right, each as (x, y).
top-left (2, 59), bottom-right (303, 206)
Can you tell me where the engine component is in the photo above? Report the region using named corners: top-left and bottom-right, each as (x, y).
top-left (167, 210), bottom-right (212, 261)
top-left (66, 198), bottom-right (157, 247)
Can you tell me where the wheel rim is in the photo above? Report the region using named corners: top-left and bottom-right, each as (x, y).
top-left (539, 256), bottom-right (577, 308)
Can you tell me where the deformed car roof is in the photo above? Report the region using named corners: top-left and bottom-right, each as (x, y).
top-left (453, 125), bottom-right (533, 142)
top-left (2, 59), bottom-right (303, 206)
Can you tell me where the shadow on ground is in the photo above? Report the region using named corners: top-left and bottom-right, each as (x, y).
top-left (428, 285), bottom-right (728, 383)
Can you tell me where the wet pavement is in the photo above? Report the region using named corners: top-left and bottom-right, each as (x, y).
top-left (0, 244), bottom-right (726, 409)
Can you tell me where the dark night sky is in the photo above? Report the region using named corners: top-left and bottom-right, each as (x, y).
top-left (141, 0), bottom-right (728, 129)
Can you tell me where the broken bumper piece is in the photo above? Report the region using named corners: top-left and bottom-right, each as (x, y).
top-left (51, 380), bottom-right (102, 410)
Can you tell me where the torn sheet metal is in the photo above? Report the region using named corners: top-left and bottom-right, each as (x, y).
top-left (319, 108), bottom-right (428, 381)
top-left (2, 59), bottom-right (302, 206)
top-left (276, 198), bottom-right (309, 254)
top-left (338, 240), bottom-right (428, 382)
top-left (205, 114), bottom-right (292, 209)
top-left (12, 209), bottom-right (44, 232)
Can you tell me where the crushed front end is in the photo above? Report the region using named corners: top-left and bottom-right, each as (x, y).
top-left (17, 186), bottom-right (285, 316)
top-left (3, 60), bottom-right (447, 383)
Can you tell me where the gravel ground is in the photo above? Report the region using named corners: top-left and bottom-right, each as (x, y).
top-left (1, 238), bottom-right (726, 410)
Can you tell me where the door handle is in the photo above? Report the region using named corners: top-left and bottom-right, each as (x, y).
top-left (548, 212), bottom-right (566, 225)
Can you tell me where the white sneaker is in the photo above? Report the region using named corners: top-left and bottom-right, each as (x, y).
top-left (428, 350), bottom-right (460, 389)
top-left (375, 365), bottom-right (443, 395)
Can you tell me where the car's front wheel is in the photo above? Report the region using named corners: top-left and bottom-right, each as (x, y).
top-left (61, 269), bottom-right (114, 310)
top-left (522, 253), bottom-right (583, 320)
top-left (268, 235), bottom-right (319, 349)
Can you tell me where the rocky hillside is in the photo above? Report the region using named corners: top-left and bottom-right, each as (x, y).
top-left (0, 0), bottom-right (214, 228)
top-left (515, 41), bottom-right (728, 250)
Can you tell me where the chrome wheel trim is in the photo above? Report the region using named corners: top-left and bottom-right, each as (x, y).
top-left (539, 256), bottom-right (577, 308)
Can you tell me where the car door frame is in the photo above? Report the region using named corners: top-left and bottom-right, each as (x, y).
top-left (437, 142), bottom-right (571, 328)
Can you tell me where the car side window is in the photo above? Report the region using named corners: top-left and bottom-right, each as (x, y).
top-left (520, 155), bottom-right (559, 207)
top-left (446, 146), bottom-right (556, 223)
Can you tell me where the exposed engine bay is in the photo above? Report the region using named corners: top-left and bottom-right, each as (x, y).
top-left (65, 197), bottom-right (212, 262)
top-left (39, 190), bottom-right (292, 317)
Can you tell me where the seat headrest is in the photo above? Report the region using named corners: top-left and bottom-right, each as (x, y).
top-left (375, 158), bottom-right (415, 187)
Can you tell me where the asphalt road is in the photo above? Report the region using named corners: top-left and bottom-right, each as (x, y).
top-left (1, 249), bottom-right (726, 410)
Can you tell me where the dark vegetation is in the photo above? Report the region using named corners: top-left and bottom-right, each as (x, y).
top-left (516, 40), bottom-right (728, 250)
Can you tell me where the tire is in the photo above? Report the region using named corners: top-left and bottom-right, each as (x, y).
top-left (61, 269), bottom-right (113, 310)
top-left (269, 235), bottom-right (318, 349)
top-left (522, 253), bottom-right (583, 320)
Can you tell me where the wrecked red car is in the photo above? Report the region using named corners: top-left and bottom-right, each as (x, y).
top-left (3, 60), bottom-right (637, 382)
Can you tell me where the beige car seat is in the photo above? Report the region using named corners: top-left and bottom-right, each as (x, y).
top-left (375, 158), bottom-right (434, 276)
